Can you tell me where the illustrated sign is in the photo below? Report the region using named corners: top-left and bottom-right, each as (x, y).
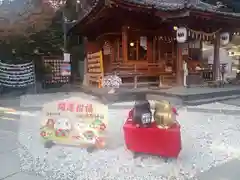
top-left (40, 97), bottom-right (108, 149)
top-left (60, 63), bottom-right (71, 76)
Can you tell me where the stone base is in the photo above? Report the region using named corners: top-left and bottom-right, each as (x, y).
top-left (80, 85), bottom-right (240, 106)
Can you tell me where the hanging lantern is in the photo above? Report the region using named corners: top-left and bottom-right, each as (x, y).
top-left (220, 32), bottom-right (230, 46)
top-left (176, 27), bottom-right (187, 43)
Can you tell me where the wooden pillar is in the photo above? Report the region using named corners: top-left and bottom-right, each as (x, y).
top-left (147, 36), bottom-right (153, 62)
top-left (153, 37), bottom-right (156, 63)
top-left (176, 46), bottom-right (183, 86)
top-left (158, 38), bottom-right (161, 62)
top-left (199, 40), bottom-right (203, 61)
top-left (122, 26), bottom-right (128, 62)
top-left (213, 33), bottom-right (220, 81)
top-left (110, 41), bottom-right (115, 63)
top-left (83, 37), bottom-right (88, 86)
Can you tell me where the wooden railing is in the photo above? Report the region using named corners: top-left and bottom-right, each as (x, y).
top-left (111, 62), bottom-right (176, 88)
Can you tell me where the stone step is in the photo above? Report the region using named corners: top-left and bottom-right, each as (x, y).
top-left (184, 94), bottom-right (240, 106)
top-left (179, 87), bottom-right (240, 101)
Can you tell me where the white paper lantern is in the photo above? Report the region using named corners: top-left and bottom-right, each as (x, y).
top-left (220, 32), bottom-right (230, 46)
top-left (176, 27), bottom-right (187, 43)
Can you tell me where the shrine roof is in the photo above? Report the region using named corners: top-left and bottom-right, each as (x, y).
top-left (67, 0), bottom-right (240, 34)
top-left (126, 0), bottom-right (240, 17)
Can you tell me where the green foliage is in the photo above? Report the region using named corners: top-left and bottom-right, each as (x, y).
top-left (0, 11), bottom-right (64, 62)
top-left (43, 63), bottom-right (53, 74)
top-left (202, 0), bottom-right (240, 12)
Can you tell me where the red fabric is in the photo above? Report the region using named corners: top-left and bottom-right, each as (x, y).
top-left (123, 120), bottom-right (182, 158)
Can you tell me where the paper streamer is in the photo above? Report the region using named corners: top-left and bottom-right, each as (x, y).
top-left (0, 61), bottom-right (35, 88)
top-left (0, 61), bottom-right (33, 67)
top-left (103, 75), bottom-right (122, 88)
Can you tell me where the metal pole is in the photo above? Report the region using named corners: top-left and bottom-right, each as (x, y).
top-left (63, 11), bottom-right (67, 52)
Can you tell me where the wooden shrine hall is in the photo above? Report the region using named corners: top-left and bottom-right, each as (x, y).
top-left (68, 0), bottom-right (240, 88)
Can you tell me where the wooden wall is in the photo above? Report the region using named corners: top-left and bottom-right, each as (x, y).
top-left (85, 41), bottom-right (100, 54)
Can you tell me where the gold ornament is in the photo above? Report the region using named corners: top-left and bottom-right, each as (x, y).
top-left (154, 100), bottom-right (176, 128)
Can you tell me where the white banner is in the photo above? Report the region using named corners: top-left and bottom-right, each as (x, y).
top-left (0, 61), bottom-right (35, 88)
top-left (0, 61), bottom-right (33, 67)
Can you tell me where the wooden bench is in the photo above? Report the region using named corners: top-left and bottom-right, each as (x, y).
top-left (111, 63), bottom-right (176, 88)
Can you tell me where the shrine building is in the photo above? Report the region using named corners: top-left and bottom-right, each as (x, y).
top-left (68, 0), bottom-right (240, 88)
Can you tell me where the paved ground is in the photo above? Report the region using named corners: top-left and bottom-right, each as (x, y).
top-left (0, 112), bottom-right (46, 180)
top-left (1, 94), bottom-right (240, 180)
top-left (221, 98), bottom-right (240, 107)
top-left (195, 159), bottom-right (240, 180)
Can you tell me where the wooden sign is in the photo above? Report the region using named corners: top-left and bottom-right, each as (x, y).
top-left (40, 97), bottom-right (108, 149)
top-left (87, 51), bottom-right (104, 87)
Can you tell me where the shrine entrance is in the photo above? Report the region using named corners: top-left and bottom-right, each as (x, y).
top-left (68, 0), bottom-right (240, 89)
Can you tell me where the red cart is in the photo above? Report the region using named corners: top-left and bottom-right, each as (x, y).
top-left (123, 110), bottom-right (181, 158)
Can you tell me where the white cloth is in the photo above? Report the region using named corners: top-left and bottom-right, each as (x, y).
top-left (183, 61), bottom-right (188, 87)
top-left (103, 75), bottom-right (122, 88)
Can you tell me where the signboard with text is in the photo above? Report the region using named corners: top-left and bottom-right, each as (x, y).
top-left (40, 97), bottom-right (108, 149)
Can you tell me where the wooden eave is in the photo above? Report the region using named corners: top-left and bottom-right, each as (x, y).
top-left (110, 0), bottom-right (154, 10)
top-left (78, 0), bottom-right (106, 26)
top-left (67, 0), bottom-right (107, 35)
top-left (155, 10), bottom-right (190, 20)
top-left (189, 10), bottom-right (240, 26)
top-left (111, 0), bottom-right (193, 21)
top-left (110, 0), bottom-right (240, 21)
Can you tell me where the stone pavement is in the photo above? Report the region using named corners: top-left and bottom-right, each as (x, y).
top-left (195, 159), bottom-right (240, 180)
top-left (0, 94), bottom-right (240, 180)
top-left (221, 98), bottom-right (240, 107)
top-left (0, 115), bottom-right (45, 180)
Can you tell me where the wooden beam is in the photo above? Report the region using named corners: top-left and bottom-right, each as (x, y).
top-left (96, 32), bottom-right (121, 40)
top-left (122, 26), bottom-right (128, 62)
top-left (110, 41), bottom-right (114, 64)
top-left (117, 39), bottom-right (120, 62)
top-left (155, 11), bottom-right (190, 20)
top-left (158, 38), bottom-right (161, 62)
top-left (176, 46), bottom-right (183, 86)
top-left (147, 36), bottom-right (153, 62)
top-left (153, 37), bottom-right (156, 63)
